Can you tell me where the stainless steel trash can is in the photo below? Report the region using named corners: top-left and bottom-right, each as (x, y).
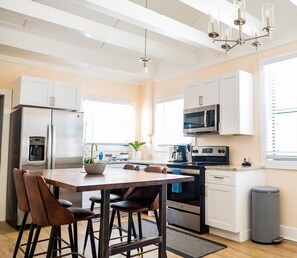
top-left (251, 186), bottom-right (283, 244)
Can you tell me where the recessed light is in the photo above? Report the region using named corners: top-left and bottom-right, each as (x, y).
top-left (290, 0), bottom-right (297, 6)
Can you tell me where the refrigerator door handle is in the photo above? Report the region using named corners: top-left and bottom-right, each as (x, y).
top-left (47, 124), bottom-right (52, 169)
top-left (52, 125), bottom-right (56, 169)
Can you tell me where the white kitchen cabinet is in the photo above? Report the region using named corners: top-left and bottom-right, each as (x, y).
top-left (184, 77), bottom-right (219, 109)
top-left (12, 75), bottom-right (81, 110)
top-left (205, 169), bottom-right (265, 242)
top-left (219, 70), bottom-right (253, 135)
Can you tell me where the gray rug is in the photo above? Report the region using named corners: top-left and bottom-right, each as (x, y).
top-left (121, 219), bottom-right (227, 258)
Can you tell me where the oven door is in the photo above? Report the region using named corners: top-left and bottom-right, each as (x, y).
top-left (167, 169), bottom-right (201, 214)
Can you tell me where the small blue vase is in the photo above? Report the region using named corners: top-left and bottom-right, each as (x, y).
top-left (98, 152), bottom-right (104, 161)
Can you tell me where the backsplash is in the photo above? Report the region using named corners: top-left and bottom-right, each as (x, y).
top-left (83, 144), bottom-right (131, 161)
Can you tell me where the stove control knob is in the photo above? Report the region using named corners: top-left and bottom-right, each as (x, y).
top-left (218, 149), bottom-right (222, 153)
top-left (218, 149), bottom-right (225, 154)
top-left (192, 149), bottom-right (198, 154)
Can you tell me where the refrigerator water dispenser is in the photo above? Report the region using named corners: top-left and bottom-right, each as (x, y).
top-left (29, 136), bottom-right (45, 161)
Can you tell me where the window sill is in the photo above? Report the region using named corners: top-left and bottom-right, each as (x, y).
top-left (265, 160), bottom-right (297, 170)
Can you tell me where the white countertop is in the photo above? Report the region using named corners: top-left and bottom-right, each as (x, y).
top-left (205, 165), bottom-right (264, 171)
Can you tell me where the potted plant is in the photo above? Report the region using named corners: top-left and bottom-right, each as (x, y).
top-left (128, 140), bottom-right (146, 160)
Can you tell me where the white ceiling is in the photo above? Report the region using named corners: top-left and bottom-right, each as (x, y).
top-left (0, 0), bottom-right (296, 84)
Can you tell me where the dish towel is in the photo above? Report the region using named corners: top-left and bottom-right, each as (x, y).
top-left (172, 168), bottom-right (182, 193)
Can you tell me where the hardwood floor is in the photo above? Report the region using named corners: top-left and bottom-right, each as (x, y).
top-left (1, 216), bottom-right (297, 258)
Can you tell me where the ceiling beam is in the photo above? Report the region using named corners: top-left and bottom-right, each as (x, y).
top-left (0, 26), bottom-right (144, 76)
top-left (180, 0), bottom-right (261, 36)
top-left (0, 0), bottom-right (196, 66)
top-left (71, 0), bottom-right (222, 52)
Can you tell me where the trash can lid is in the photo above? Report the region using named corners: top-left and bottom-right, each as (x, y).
top-left (252, 186), bottom-right (279, 193)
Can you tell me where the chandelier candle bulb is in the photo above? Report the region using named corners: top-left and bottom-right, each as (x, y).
top-left (208, 10), bottom-right (219, 39)
top-left (234, 0), bottom-right (246, 25)
top-left (262, 3), bottom-right (275, 33)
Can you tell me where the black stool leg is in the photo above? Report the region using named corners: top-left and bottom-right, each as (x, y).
top-left (88, 219), bottom-right (97, 258)
top-left (109, 209), bottom-right (116, 239)
top-left (68, 224), bottom-right (76, 258)
top-left (47, 226), bottom-right (57, 258)
top-left (116, 210), bottom-right (123, 241)
top-left (154, 210), bottom-right (160, 233)
top-left (13, 212), bottom-right (28, 258)
top-left (83, 201), bottom-right (95, 254)
top-left (137, 212), bottom-right (144, 254)
top-left (24, 223), bottom-right (35, 258)
top-left (73, 222), bottom-right (78, 258)
top-left (29, 225), bottom-right (41, 258)
top-left (127, 212), bottom-right (133, 258)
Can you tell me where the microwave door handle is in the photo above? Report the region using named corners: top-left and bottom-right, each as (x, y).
top-left (199, 96), bottom-right (203, 106)
top-left (204, 110), bottom-right (207, 127)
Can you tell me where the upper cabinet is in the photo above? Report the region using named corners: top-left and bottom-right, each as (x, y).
top-left (183, 70), bottom-right (253, 135)
top-left (184, 77), bottom-right (220, 109)
top-left (12, 76), bottom-right (81, 111)
top-left (219, 70), bottom-right (253, 135)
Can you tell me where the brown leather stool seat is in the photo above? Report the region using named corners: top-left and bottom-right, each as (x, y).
top-left (23, 173), bottom-right (97, 258)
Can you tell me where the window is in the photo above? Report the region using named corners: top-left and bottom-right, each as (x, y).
top-left (84, 99), bottom-right (135, 144)
top-left (263, 54), bottom-right (297, 163)
top-left (154, 97), bottom-right (191, 145)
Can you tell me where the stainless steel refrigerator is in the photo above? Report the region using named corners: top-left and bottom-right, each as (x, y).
top-left (6, 107), bottom-right (84, 228)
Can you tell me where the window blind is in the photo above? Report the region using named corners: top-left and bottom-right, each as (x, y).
top-left (154, 98), bottom-right (191, 145)
top-left (264, 56), bottom-right (297, 160)
top-left (84, 100), bottom-right (135, 144)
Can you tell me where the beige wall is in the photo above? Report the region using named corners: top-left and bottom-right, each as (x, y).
top-left (153, 41), bottom-right (297, 232)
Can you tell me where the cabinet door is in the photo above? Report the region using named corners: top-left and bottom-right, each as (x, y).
top-left (15, 76), bottom-right (53, 108)
top-left (53, 81), bottom-right (81, 110)
top-left (184, 82), bottom-right (203, 109)
top-left (205, 183), bottom-right (237, 232)
top-left (219, 70), bottom-right (253, 135)
top-left (219, 73), bottom-right (239, 134)
top-left (202, 77), bottom-right (220, 106)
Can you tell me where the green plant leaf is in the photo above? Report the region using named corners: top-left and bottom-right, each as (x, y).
top-left (128, 140), bottom-right (146, 151)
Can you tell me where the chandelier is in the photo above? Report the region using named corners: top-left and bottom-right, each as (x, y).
top-left (208, 0), bottom-right (275, 52)
top-left (139, 0), bottom-right (151, 73)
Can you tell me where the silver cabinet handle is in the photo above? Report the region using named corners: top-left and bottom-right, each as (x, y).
top-left (51, 125), bottom-right (56, 169)
top-left (47, 124), bottom-right (51, 169)
top-left (213, 176), bottom-right (225, 179)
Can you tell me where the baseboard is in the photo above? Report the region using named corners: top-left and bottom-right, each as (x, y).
top-left (280, 225), bottom-right (297, 242)
top-left (209, 226), bottom-right (297, 243)
top-left (209, 227), bottom-right (251, 242)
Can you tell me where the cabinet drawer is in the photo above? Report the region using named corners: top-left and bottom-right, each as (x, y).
top-left (206, 170), bottom-right (236, 185)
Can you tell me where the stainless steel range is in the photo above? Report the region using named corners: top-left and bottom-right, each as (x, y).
top-left (167, 146), bottom-right (229, 233)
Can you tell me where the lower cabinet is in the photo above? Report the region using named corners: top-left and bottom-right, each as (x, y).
top-left (205, 169), bottom-right (265, 242)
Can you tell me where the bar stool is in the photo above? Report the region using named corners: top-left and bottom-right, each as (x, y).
top-left (83, 164), bottom-right (140, 253)
top-left (12, 168), bottom-right (73, 258)
top-left (109, 166), bottom-right (167, 258)
top-left (23, 173), bottom-right (97, 258)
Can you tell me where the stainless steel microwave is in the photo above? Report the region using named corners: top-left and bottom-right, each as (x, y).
top-left (183, 104), bottom-right (220, 134)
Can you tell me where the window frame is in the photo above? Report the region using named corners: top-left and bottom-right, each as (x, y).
top-left (154, 95), bottom-right (192, 150)
top-left (82, 95), bottom-right (136, 146)
top-left (260, 51), bottom-right (297, 170)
